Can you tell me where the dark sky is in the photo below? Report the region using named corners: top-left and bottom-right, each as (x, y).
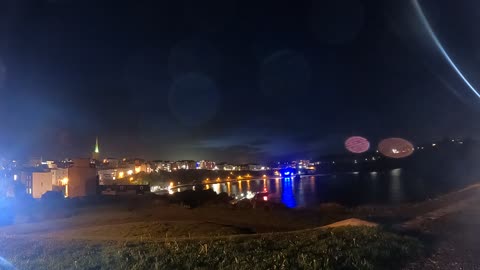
top-left (0, 0), bottom-right (479, 162)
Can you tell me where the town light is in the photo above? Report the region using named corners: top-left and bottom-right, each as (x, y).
top-left (118, 171), bottom-right (124, 178)
top-left (61, 177), bottom-right (69, 185)
top-left (127, 170), bottom-right (133, 175)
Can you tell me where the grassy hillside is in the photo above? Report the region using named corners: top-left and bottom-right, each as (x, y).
top-left (0, 226), bottom-right (421, 270)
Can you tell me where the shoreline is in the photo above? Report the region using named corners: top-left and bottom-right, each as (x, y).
top-left (170, 173), bottom-right (325, 189)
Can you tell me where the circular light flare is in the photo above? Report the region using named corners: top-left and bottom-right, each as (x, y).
top-left (378, 138), bottom-right (414, 159)
top-left (345, 136), bottom-right (370, 153)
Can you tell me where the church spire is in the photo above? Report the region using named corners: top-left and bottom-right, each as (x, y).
top-left (95, 136), bottom-right (99, 153)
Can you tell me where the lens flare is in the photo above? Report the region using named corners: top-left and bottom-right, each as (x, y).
top-left (0, 256), bottom-right (15, 269)
top-left (345, 136), bottom-right (370, 153)
top-left (378, 138), bottom-right (414, 158)
top-left (412, 0), bottom-right (480, 99)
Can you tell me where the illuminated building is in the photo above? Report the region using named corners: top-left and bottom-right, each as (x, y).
top-left (19, 168), bottom-right (54, 198)
top-left (237, 164), bottom-right (268, 171)
top-left (97, 165), bottom-right (134, 185)
top-left (97, 169), bottom-right (118, 184)
top-left (297, 160), bottom-right (311, 169)
top-left (97, 163), bottom-right (150, 185)
top-left (51, 167), bottom-right (68, 186)
top-left (135, 163), bottom-right (152, 173)
top-left (216, 163), bottom-right (238, 171)
top-left (152, 160), bottom-right (172, 172)
top-left (102, 157), bottom-right (120, 168)
top-left (247, 164), bottom-right (267, 171)
top-left (32, 171), bottom-right (53, 199)
top-left (172, 160), bottom-right (196, 170)
top-left (198, 160), bottom-right (216, 170)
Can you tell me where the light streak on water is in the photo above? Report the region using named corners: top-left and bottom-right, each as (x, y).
top-left (412, 0), bottom-right (480, 99)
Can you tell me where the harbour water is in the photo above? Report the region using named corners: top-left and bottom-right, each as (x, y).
top-left (189, 167), bottom-right (476, 208)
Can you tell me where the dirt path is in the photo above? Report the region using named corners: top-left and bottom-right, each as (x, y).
top-left (405, 185), bottom-right (480, 269)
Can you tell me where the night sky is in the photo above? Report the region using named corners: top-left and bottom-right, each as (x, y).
top-left (0, 0), bottom-right (479, 163)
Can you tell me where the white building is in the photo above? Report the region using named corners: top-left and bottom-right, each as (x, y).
top-left (153, 161), bottom-right (172, 172)
top-left (32, 171), bottom-right (53, 199)
top-left (219, 164), bottom-right (238, 171)
top-left (198, 160), bottom-right (215, 170)
top-left (247, 164), bottom-right (267, 171)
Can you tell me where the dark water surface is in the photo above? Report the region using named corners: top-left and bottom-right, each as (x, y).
top-left (193, 168), bottom-right (477, 208)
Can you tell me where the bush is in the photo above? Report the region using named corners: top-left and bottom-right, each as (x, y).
top-left (171, 189), bottom-right (233, 208)
top-left (235, 199), bottom-right (253, 209)
top-left (41, 191), bottom-right (64, 202)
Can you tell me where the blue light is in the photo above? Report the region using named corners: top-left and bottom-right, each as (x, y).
top-left (280, 168), bottom-right (295, 177)
top-left (413, 0), bottom-right (480, 99)
top-left (281, 177), bottom-right (297, 208)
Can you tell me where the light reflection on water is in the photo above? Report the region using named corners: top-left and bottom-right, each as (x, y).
top-left (178, 168), bottom-right (469, 208)
top-left (389, 169), bottom-right (404, 203)
top-left (281, 178), bottom-right (297, 208)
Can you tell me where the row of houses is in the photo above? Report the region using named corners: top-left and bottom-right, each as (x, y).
top-left (150, 160), bottom-right (270, 172)
top-left (151, 160), bottom-right (212, 171)
top-left (96, 156), bottom-right (271, 174)
top-left (97, 163), bottom-right (153, 185)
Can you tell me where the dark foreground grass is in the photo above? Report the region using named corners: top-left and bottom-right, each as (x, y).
top-left (0, 226), bottom-right (422, 270)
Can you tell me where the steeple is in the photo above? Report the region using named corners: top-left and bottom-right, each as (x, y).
top-left (92, 136), bottom-right (100, 160)
top-left (95, 136), bottom-right (99, 154)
